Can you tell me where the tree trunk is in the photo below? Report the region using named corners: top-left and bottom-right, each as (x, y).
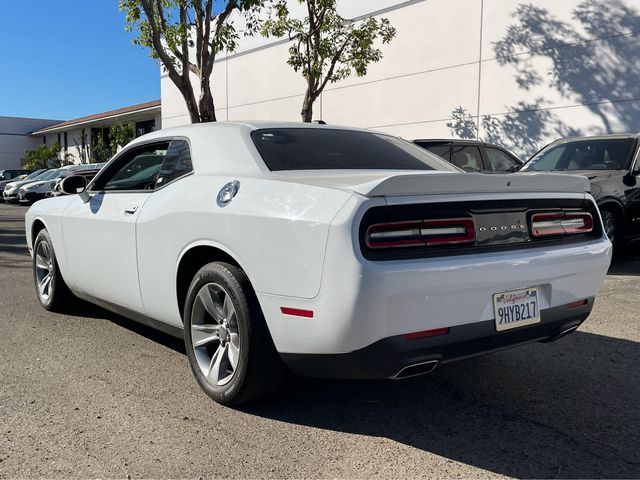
top-left (301, 84), bottom-right (315, 123)
top-left (198, 75), bottom-right (217, 123)
top-left (174, 74), bottom-right (201, 124)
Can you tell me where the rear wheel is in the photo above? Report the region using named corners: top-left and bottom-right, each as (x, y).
top-left (184, 262), bottom-right (285, 406)
top-left (33, 229), bottom-right (74, 311)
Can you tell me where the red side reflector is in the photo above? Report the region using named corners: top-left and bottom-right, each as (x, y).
top-left (405, 327), bottom-right (450, 340)
top-left (280, 307), bottom-right (314, 318)
top-left (565, 299), bottom-right (589, 309)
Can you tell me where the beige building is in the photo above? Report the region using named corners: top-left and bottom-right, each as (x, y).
top-left (160, 0), bottom-right (640, 159)
top-left (32, 100), bottom-right (162, 164)
top-left (0, 116), bottom-right (61, 170)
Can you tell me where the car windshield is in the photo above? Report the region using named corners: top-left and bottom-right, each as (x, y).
top-left (36, 169), bottom-right (62, 181)
top-left (26, 169), bottom-right (47, 179)
top-left (251, 128), bottom-right (459, 171)
top-left (521, 138), bottom-right (636, 172)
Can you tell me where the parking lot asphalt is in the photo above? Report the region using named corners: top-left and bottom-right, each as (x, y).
top-left (1, 202), bottom-right (639, 479)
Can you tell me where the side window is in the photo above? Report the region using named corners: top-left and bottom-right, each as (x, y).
top-left (425, 145), bottom-right (451, 162)
top-left (93, 142), bottom-right (169, 192)
top-left (451, 145), bottom-right (483, 172)
top-left (155, 140), bottom-right (193, 188)
top-left (486, 147), bottom-right (520, 172)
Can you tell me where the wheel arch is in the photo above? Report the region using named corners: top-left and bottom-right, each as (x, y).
top-left (175, 242), bottom-right (251, 323)
top-left (597, 198), bottom-right (625, 226)
top-left (31, 218), bottom-right (48, 247)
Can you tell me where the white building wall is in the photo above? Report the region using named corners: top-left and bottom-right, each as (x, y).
top-left (161, 0), bottom-right (640, 159)
top-left (0, 117), bottom-right (61, 170)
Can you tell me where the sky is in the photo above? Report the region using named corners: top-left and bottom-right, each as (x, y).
top-left (0, 0), bottom-right (161, 121)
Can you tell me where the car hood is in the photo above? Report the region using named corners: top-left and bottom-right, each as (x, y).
top-left (272, 170), bottom-right (591, 197)
top-left (5, 178), bottom-right (45, 189)
top-left (20, 180), bottom-right (51, 189)
top-left (559, 170), bottom-right (623, 183)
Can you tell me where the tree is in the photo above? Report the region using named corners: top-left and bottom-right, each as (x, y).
top-left (92, 134), bottom-right (110, 163)
top-left (119, 0), bottom-right (265, 123)
top-left (74, 128), bottom-right (89, 164)
top-left (22, 143), bottom-right (63, 169)
top-left (109, 122), bottom-right (136, 153)
top-left (262, 0), bottom-right (396, 122)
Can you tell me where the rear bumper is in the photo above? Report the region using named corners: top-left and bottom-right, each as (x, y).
top-left (281, 299), bottom-right (593, 379)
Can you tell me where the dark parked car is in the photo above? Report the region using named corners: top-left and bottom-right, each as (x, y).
top-left (0, 169), bottom-right (46, 202)
top-left (46, 166), bottom-right (104, 198)
top-left (413, 139), bottom-right (522, 172)
top-left (520, 134), bottom-right (640, 249)
top-left (0, 169), bottom-right (31, 181)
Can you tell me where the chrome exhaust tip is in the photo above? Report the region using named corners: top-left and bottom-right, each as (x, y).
top-left (552, 325), bottom-right (580, 342)
top-left (393, 360), bottom-right (439, 379)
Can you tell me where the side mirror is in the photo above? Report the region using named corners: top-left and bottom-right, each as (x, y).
top-left (60, 175), bottom-right (88, 195)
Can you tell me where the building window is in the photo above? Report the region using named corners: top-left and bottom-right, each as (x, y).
top-left (135, 120), bottom-right (155, 137)
top-left (64, 132), bottom-right (68, 152)
top-left (91, 127), bottom-right (112, 157)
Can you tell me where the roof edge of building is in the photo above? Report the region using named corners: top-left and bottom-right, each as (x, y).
top-left (31, 100), bottom-right (161, 135)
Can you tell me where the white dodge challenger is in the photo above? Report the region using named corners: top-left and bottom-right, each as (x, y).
top-left (25, 122), bottom-right (612, 405)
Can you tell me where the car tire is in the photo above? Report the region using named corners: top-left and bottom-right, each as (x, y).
top-left (33, 229), bottom-right (75, 312)
top-left (184, 262), bottom-right (285, 406)
top-left (601, 209), bottom-right (623, 253)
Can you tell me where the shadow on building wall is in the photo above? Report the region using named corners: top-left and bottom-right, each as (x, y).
top-left (448, 0), bottom-right (640, 158)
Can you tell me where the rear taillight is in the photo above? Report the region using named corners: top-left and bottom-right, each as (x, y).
top-left (531, 212), bottom-right (593, 237)
top-left (366, 217), bottom-right (475, 249)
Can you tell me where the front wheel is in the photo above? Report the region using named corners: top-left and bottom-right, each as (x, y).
top-left (33, 229), bottom-right (74, 311)
top-left (183, 262), bottom-right (285, 406)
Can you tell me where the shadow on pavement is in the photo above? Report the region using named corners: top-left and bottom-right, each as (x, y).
top-left (608, 245), bottom-right (640, 276)
top-left (244, 332), bottom-right (640, 478)
top-left (64, 300), bottom-right (186, 355)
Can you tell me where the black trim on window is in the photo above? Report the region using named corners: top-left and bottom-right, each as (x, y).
top-left (87, 136), bottom-right (193, 194)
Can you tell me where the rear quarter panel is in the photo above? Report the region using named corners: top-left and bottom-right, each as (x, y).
top-left (135, 175), bottom-right (354, 326)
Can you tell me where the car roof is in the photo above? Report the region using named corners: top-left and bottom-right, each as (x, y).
top-left (123, 122), bottom-right (402, 176)
top-left (129, 121), bottom-right (375, 145)
top-left (548, 133), bottom-right (640, 145)
top-left (413, 138), bottom-right (507, 147)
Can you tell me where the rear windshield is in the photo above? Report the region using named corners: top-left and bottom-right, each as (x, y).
top-left (251, 128), bottom-right (459, 172)
top-left (522, 138), bottom-right (636, 171)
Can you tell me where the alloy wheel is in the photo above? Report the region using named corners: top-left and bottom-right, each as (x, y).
top-left (603, 211), bottom-right (616, 245)
top-left (35, 240), bottom-right (54, 301)
top-left (190, 283), bottom-right (240, 386)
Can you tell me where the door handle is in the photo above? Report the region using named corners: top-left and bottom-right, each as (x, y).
top-left (124, 204), bottom-right (138, 215)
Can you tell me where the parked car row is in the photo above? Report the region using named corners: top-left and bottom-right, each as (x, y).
top-left (413, 134), bottom-right (640, 251)
top-left (1, 163), bottom-right (105, 205)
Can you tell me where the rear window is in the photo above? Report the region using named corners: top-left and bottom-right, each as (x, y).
top-left (251, 128), bottom-right (459, 172)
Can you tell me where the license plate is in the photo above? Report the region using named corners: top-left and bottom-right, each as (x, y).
top-left (493, 287), bottom-right (540, 331)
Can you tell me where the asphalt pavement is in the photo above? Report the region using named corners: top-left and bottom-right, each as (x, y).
top-left (1, 202), bottom-right (639, 479)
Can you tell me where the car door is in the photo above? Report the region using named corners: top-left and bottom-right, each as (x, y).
top-left (61, 140), bottom-right (170, 313)
top-left (624, 144), bottom-right (640, 237)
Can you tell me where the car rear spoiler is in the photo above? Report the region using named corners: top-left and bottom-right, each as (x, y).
top-left (357, 172), bottom-right (591, 197)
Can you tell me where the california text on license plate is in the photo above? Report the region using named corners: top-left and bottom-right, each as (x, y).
top-left (493, 287), bottom-right (541, 331)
